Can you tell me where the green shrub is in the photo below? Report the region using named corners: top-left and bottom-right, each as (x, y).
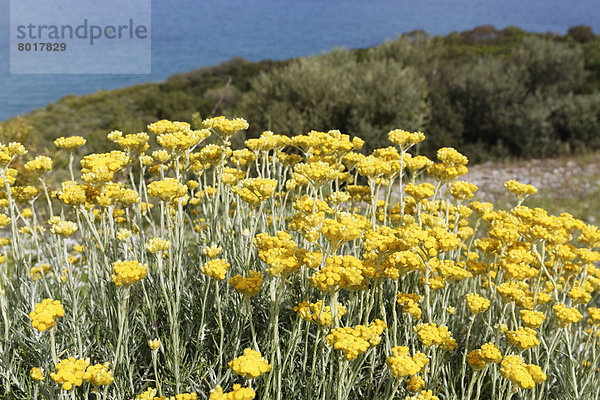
top-left (239, 50), bottom-right (430, 152)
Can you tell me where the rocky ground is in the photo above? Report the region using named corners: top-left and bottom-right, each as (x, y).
top-left (463, 152), bottom-right (600, 223)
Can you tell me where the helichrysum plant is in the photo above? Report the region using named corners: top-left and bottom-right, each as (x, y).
top-left (0, 116), bottom-right (598, 400)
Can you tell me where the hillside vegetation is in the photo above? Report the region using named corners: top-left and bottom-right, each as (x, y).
top-left (2, 25), bottom-right (600, 161)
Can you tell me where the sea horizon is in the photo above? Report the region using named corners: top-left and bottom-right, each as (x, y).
top-left (1, 0), bottom-right (599, 122)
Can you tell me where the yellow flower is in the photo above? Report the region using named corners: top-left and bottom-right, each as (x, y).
top-left (500, 355), bottom-right (545, 390)
top-left (116, 228), bottom-right (133, 241)
top-left (148, 178), bottom-right (188, 202)
top-left (228, 348), bottom-right (272, 379)
top-left (396, 293), bottom-right (423, 320)
top-left (506, 327), bottom-right (540, 350)
top-left (449, 181), bottom-right (478, 201)
top-left (293, 300), bottom-right (347, 327)
top-left (29, 299), bottom-right (65, 332)
top-left (202, 116), bottom-right (249, 137)
top-left (24, 156), bottom-right (53, 174)
top-left (209, 384), bottom-right (255, 400)
top-left (254, 231), bottom-right (303, 277)
top-left (201, 258), bottom-right (230, 280)
top-left (136, 388), bottom-right (158, 400)
top-left (553, 303), bottom-right (583, 327)
top-left (83, 362), bottom-right (114, 386)
top-left (387, 129), bottom-right (425, 149)
top-left (30, 367), bottom-right (44, 381)
top-left (504, 179), bottom-right (537, 198)
top-left (308, 255), bottom-right (364, 292)
top-left (229, 271), bottom-right (264, 298)
top-left (54, 136), bottom-right (86, 151)
top-left (111, 260), bottom-right (147, 286)
top-left (30, 263), bottom-right (51, 281)
top-left (404, 390), bottom-right (440, 400)
top-left (203, 245), bottom-right (223, 258)
top-left (148, 338), bottom-right (161, 351)
top-left (233, 178), bottom-right (277, 206)
top-left (147, 119), bottom-right (191, 135)
top-left (50, 357), bottom-right (90, 390)
top-left (386, 346), bottom-right (429, 378)
top-left (520, 310), bottom-right (546, 329)
top-left (413, 323), bottom-right (456, 351)
top-left (326, 320), bottom-right (386, 360)
top-left (292, 161), bottom-right (338, 187)
top-left (466, 293), bottom-right (490, 314)
top-left (145, 238), bottom-right (171, 254)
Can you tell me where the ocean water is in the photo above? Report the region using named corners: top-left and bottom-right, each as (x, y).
top-left (1, 0), bottom-right (599, 121)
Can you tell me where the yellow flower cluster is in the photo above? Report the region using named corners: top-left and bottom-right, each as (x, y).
top-left (80, 151), bottom-right (128, 184)
top-left (30, 263), bottom-right (51, 281)
top-left (405, 182), bottom-right (436, 202)
top-left (57, 181), bottom-right (87, 205)
top-left (148, 338), bottom-right (161, 350)
top-left (427, 147), bottom-right (468, 182)
top-left (229, 271), bottom-right (264, 298)
top-left (136, 388), bottom-right (158, 399)
top-left (449, 180), bottom-right (478, 201)
top-left (466, 293), bottom-right (490, 314)
top-left (83, 362), bottom-right (114, 386)
top-left (0, 142), bottom-right (27, 167)
top-left (147, 120), bottom-right (191, 134)
top-left (53, 136), bottom-right (86, 151)
top-left (504, 179), bottom-right (537, 198)
top-left (202, 116), bottom-right (249, 136)
top-left (49, 218), bottom-right (78, 237)
top-left (30, 367), bottom-right (44, 381)
top-left (29, 299), bottom-right (65, 332)
top-left (0, 214), bottom-right (10, 228)
top-left (111, 260), bottom-right (147, 286)
top-left (396, 293), bottom-right (423, 320)
top-left (321, 213), bottom-right (369, 249)
top-left (209, 384), bottom-right (255, 400)
top-left (202, 258), bottom-right (230, 280)
top-left (466, 342), bottom-right (502, 370)
top-left (588, 307), bottom-right (600, 325)
top-left (292, 161), bottom-right (338, 187)
top-left (506, 327), bottom-right (540, 350)
top-left (326, 319), bottom-right (387, 360)
top-left (500, 355), bottom-right (546, 390)
top-left (233, 178), bottom-right (277, 206)
top-left (413, 323), bottom-right (457, 351)
top-left (309, 255), bottom-right (364, 292)
top-left (203, 245), bottom-right (223, 258)
top-left (148, 178), bottom-right (188, 202)
top-left (116, 228), bottom-right (133, 241)
top-left (386, 346), bottom-right (429, 378)
top-left (553, 303), bottom-right (583, 327)
top-left (520, 310), bottom-right (546, 329)
top-left (387, 129), bottom-right (425, 150)
top-left (50, 357), bottom-right (90, 390)
top-left (404, 390), bottom-right (440, 400)
top-left (245, 130), bottom-right (290, 152)
top-left (146, 238), bottom-right (171, 254)
top-left (156, 129), bottom-right (210, 155)
top-left (254, 231), bottom-right (303, 277)
top-left (227, 348), bottom-right (272, 379)
top-left (293, 300), bottom-right (348, 327)
top-left (24, 155), bottom-right (53, 174)
top-left (108, 131), bottom-right (150, 154)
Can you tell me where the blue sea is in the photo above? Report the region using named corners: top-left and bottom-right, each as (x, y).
top-left (1, 0), bottom-right (599, 121)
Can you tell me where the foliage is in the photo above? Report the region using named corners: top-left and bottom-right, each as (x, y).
top-left (3, 26), bottom-right (600, 161)
top-left (238, 50), bottom-right (430, 151)
top-left (0, 118), bottom-right (599, 400)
